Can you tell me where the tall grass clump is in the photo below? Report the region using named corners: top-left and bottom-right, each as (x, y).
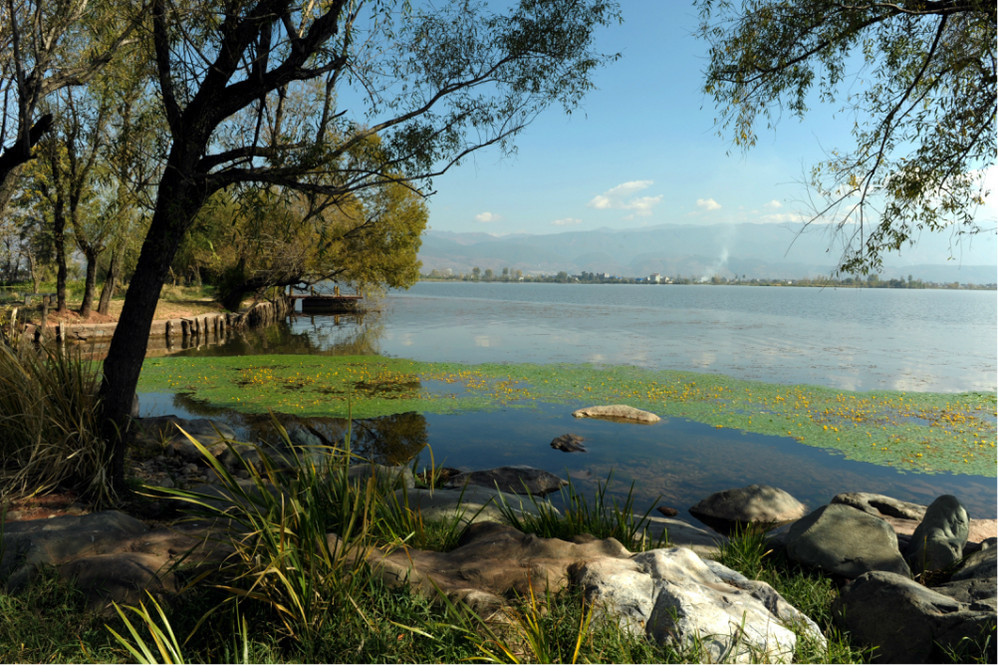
top-left (495, 473), bottom-right (667, 551)
top-left (0, 342), bottom-right (114, 505)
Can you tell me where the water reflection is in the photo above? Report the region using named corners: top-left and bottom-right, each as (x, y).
top-left (176, 312), bottom-right (385, 357)
top-left (143, 391), bottom-right (995, 520)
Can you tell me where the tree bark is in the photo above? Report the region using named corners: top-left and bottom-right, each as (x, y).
top-left (53, 204), bottom-right (69, 313)
top-left (99, 165), bottom-right (203, 489)
top-left (79, 247), bottom-right (98, 318)
top-left (97, 247), bottom-right (122, 315)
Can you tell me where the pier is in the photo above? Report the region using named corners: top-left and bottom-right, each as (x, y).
top-left (289, 293), bottom-right (363, 313)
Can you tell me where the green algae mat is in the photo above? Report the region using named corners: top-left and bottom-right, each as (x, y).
top-left (138, 354), bottom-right (997, 477)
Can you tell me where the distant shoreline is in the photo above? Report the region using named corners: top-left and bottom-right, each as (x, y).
top-left (419, 275), bottom-right (997, 290)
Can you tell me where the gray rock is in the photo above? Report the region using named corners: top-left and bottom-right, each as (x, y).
top-left (689, 484), bottom-right (806, 534)
top-left (951, 537), bottom-right (996, 581)
top-left (905, 495), bottom-right (970, 575)
top-left (572, 546), bottom-right (824, 663)
top-left (571, 404), bottom-right (661, 423)
top-left (443, 465), bottom-right (567, 496)
top-left (785, 503), bottom-right (911, 578)
top-left (834, 570), bottom-right (996, 663)
top-left (831, 492), bottom-right (927, 521)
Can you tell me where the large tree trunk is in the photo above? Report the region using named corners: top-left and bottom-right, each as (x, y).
top-left (99, 168), bottom-right (203, 490)
top-left (79, 247), bottom-right (98, 318)
top-left (97, 247), bottom-right (122, 315)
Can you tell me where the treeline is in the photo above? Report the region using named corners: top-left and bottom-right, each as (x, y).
top-left (422, 269), bottom-right (996, 290)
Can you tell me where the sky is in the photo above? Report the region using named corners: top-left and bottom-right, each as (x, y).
top-left (421, 3), bottom-right (998, 264)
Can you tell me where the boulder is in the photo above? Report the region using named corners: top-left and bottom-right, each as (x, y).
top-left (443, 465), bottom-right (568, 496)
top-left (784, 503), bottom-right (911, 578)
top-left (571, 404), bottom-right (661, 423)
top-left (1, 511), bottom-right (227, 609)
top-left (689, 484), bottom-right (807, 534)
top-left (571, 546), bottom-right (824, 663)
top-left (834, 570), bottom-right (996, 663)
top-left (831, 492), bottom-right (996, 549)
top-left (905, 495), bottom-right (969, 575)
top-left (353, 521), bottom-right (631, 615)
top-left (930, 539), bottom-right (997, 610)
top-left (831, 492), bottom-right (927, 521)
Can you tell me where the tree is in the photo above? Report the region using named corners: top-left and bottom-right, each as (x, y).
top-left (187, 177), bottom-right (428, 311)
top-left (98, 0), bottom-right (620, 490)
top-left (698, 0), bottom-right (996, 274)
top-left (0, 0), bottom-right (143, 215)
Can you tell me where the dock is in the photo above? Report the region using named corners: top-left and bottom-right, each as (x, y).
top-left (289, 293), bottom-right (363, 313)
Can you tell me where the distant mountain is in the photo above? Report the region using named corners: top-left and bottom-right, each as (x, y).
top-left (419, 223), bottom-right (997, 284)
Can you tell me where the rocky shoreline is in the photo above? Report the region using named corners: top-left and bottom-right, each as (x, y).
top-left (1, 412), bottom-right (995, 663)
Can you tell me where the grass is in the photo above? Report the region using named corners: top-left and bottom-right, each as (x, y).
top-left (494, 472), bottom-right (668, 552)
top-left (0, 342), bottom-right (114, 505)
top-left (137, 354), bottom-right (997, 476)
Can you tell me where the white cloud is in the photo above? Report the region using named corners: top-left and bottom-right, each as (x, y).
top-left (765, 199), bottom-right (782, 209)
top-left (552, 217), bottom-right (583, 226)
top-left (587, 195), bottom-right (612, 210)
top-left (587, 180), bottom-right (662, 217)
top-left (696, 198), bottom-right (722, 211)
top-left (475, 211), bottom-right (501, 223)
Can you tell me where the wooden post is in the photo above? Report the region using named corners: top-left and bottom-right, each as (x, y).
top-left (39, 297), bottom-right (49, 343)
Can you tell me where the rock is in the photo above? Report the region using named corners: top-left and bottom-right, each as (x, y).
top-left (656, 505), bottom-right (678, 517)
top-left (643, 515), bottom-right (726, 558)
top-left (443, 465), bottom-right (567, 496)
top-left (550, 433), bottom-right (586, 452)
top-left (138, 417), bottom-right (236, 464)
top-left (689, 484), bottom-right (807, 534)
top-left (347, 463), bottom-right (415, 491)
top-left (905, 495), bottom-right (969, 575)
top-left (784, 503), bottom-right (911, 578)
top-left (354, 521), bottom-right (630, 615)
top-left (571, 546), bottom-right (824, 663)
top-left (396, 485), bottom-right (559, 526)
top-left (571, 404), bottom-right (661, 423)
top-left (930, 538), bottom-right (997, 610)
top-left (0, 511), bottom-right (227, 609)
top-left (834, 570), bottom-right (996, 663)
top-left (831, 492), bottom-right (928, 521)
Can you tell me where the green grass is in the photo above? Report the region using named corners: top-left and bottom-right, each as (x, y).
top-left (138, 354), bottom-right (997, 476)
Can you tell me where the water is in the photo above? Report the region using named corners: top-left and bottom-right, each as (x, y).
top-left (144, 282), bottom-right (998, 519)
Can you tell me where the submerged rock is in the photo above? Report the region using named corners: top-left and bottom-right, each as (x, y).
top-left (443, 465), bottom-right (568, 496)
top-left (550, 433), bottom-right (587, 452)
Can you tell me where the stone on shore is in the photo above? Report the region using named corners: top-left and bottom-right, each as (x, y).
top-left (571, 404), bottom-right (661, 423)
top-left (688, 484), bottom-right (806, 534)
top-left (571, 546), bottom-right (824, 663)
top-left (784, 503), bottom-right (911, 578)
top-left (834, 570), bottom-right (996, 663)
top-left (904, 494), bottom-right (969, 575)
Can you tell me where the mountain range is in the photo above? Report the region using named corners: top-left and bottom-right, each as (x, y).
top-left (418, 223), bottom-right (998, 284)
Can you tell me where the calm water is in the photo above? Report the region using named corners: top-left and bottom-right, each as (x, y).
top-left (144, 282), bottom-right (998, 519)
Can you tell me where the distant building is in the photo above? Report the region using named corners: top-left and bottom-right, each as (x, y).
top-left (650, 273), bottom-right (662, 283)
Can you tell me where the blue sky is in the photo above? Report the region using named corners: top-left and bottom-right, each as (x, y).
top-left (423, 3), bottom-right (997, 264)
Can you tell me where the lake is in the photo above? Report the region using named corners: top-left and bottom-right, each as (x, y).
top-left (143, 282), bottom-right (998, 519)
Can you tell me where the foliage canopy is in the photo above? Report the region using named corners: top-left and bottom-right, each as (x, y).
top-left (698, 0), bottom-right (996, 273)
